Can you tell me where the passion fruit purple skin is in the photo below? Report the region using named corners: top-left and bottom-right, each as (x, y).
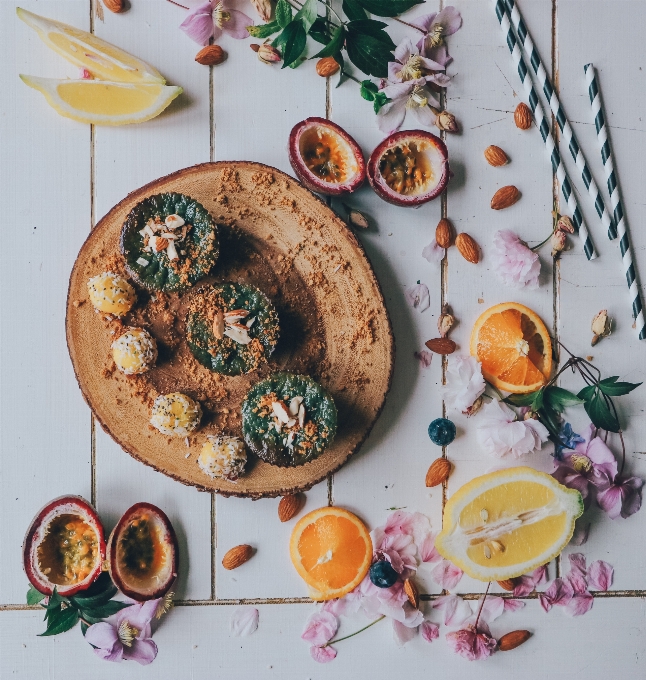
top-left (367, 130), bottom-right (450, 207)
top-left (288, 117), bottom-right (366, 196)
top-left (107, 502), bottom-right (178, 602)
top-left (23, 495), bottom-right (106, 597)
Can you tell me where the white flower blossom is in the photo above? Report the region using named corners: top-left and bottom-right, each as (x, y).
top-left (443, 355), bottom-right (486, 413)
top-left (476, 399), bottom-right (548, 458)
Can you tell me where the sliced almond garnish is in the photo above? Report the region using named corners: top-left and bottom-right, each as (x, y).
top-left (165, 214), bottom-right (185, 229)
top-left (298, 403), bottom-right (305, 428)
top-left (272, 401), bottom-right (291, 424)
top-left (212, 309), bottom-right (225, 339)
top-left (166, 241), bottom-right (179, 261)
top-left (246, 317), bottom-right (256, 328)
top-left (139, 224), bottom-right (154, 239)
top-left (289, 396), bottom-right (304, 416)
top-left (224, 326), bottom-right (251, 345)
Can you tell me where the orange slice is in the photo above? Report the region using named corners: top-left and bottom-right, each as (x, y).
top-left (289, 507), bottom-right (372, 601)
top-left (470, 302), bottom-right (552, 394)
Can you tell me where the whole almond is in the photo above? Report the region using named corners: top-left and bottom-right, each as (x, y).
top-left (403, 579), bottom-right (419, 609)
top-left (455, 232), bottom-right (480, 263)
top-left (195, 45), bottom-right (227, 66)
top-left (425, 457), bottom-right (452, 487)
top-left (222, 544), bottom-right (253, 570)
top-left (497, 579), bottom-right (516, 592)
top-left (278, 493), bottom-right (304, 522)
top-left (316, 56), bottom-right (340, 77)
top-left (103, 0), bottom-right (123, 13)
top-left (435, 218), bottom-right (455, 248)
top-left (498, 630), bottom-right (531, 652)
top-left (425, 337), bottom-right (457, 355)
top-left (484, 145), bottom-right (508, 167)
top-left (491, 185), bottom-right (520, 210)
top-left (514, 102), bottom-right (532, 130)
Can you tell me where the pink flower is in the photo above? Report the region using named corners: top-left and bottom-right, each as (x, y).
top-left (404, 282), bottom-right (430, 312)
top-left (431, 560), bottom-right (463, 590)
top-left (414, 350), bottom-right (433, 368)
top-left (230, 607), bottom-right (259, 636)
top-left (588, 560), bottom-right (614, 591)
top-left (377, 79), bottom-right (439, 135)
top-left (538, 577), bottom-right (574, 612)
top-left (596, 474), bottom-right (644, 519)
top-left (443, 354), bottom-right (486, 414)
top-left (388, 38), bottom-right (449, 86)
top-left (301, 611), bottom-right (338, 646)
top-left (420, 620), bottom-right (439, 642)
top-left (491, 230), bottom-right (541, 290)
top-left (422, 238), bottom-right (445, 265)
top-left (85, 600), bottom-right (159, 665)
top-left (446, 623), bottom-right (497, 661)
top-left (180, 0), bottom-right (251, 46)
top-left (411, 6), bottom-right (463, 67)
top-left (310, 645), bottom-right (337, 663)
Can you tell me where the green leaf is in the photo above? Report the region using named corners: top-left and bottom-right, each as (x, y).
top-left (584, 392), bottom-right (620, 433)
top-left (343, 0), bottom-right (368, 20)
top-left (44, 588), bottom-right (65, 620)
top-left (273, 21), bottom-right (308, 68)
top-left (538, 404), bottom-right (562, 438)
top-left (27, 585), bottom-right (46, 606)
top-left (346, 23), bottom-right (395, 77)
top-left (360, 79), bottom-right (378, 100)
top-left (293, 0), bottom-right (318, 33)
top-left (354, 0), bottom-right (424, 18)
top-left (598, 377), bottom-right (642, 397)
top-left (80, 600), bottom-right (133, 620)
top-left (532, 388), bottom-right (544, 411)
top-left (347, 20), bottom-right (394, 47)
top-left (373, 91), bottom-right (389, 113)
top-left (275, 0), bottom-right (292, 28)
top-left (504, 391), bottom-right (540, 407)
top-left (247, 20), bottom-right (281, 38)
top-left (80, 621), bottom-right (89, 637)
top-left (70, 585), bottom-right (117, 610)
top-left (313, 26), bottom-right (346, 58)
top-left (544, 386), bottom-right (584, 412)
top-left (309, 17), bottom-right (330, 44)
top-left (39, 606), bottom-right (79, 637)
top-left (577, 385), bottom-right (596, 402)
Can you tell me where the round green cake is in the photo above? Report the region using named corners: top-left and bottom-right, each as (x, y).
top-left (186, 283), bottom-right (279, 376)
top-left (241, 373), bottom-right (337, 467)
top-left (120, 192), bottom-right (219, 294)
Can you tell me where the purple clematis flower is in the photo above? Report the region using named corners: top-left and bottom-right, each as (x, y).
top-left (411, 6), bottom-right (463, 67)
top-left (85, 599), bottom-right (159, 665)
top-left (376, 79), bottom-right (439, 135)
top-left (180, 0), bottom-right (252, 46)
top-left (388, 38), bottom-right (451, 87)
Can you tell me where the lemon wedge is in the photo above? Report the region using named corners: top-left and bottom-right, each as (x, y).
top-left (435, 467), bottom-right (583, 582)
top-left (17, 8), bottom-right (165, 84)
top-left (20, 76), bottom-right (182, 126)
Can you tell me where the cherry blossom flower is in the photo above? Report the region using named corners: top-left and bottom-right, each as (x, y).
top-left (414, 350), bottom-right (433, 368)
top-left (446, 622), bottom-right (497, 661)
top-left (180, 0), bottom-right (251, 46)
top-left (411, 7), bottom-right (463, 67)
top-left (490, 230), bottom-right (541, 290)
top-left (404, 282), bottom-right (430, 313)
top-left (476, 399), bottom-right (549, 458)
top-left (85, 600), bottom-right (159, 665)
top-left (420, 620), bottom-right (440, 642)
top-left (230, 607), bottom-right (259, 636)
top-left (443, 354), bottom-right (486, 414)
top-left (422, 238), bottom-right (445, 265)
top-left (310, 645), bottom-right (337, 663)
top-left (301, 610), bottom-right (338, 646)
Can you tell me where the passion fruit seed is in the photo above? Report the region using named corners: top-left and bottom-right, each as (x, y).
top-left (302, 132), bottom-right (345, 183)
top-left (379, 142), bottom-right (432, 195)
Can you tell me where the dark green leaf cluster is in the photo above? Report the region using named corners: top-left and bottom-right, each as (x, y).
top-left (360, 79), bottom-right (390, 113)
top-left (577, 377), bottom-right (641, 433)
top-left (28, 573), bottom-right (132, 637)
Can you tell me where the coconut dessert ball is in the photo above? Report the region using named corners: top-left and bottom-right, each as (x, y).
top-left (198, 435), bottom-right (247, 482)
top-left (150, 393), bottom-right (202, 437)
top-left (111, 327), bottom-right (157, 375)
top-left (87, 272), bottom-right (135, 316)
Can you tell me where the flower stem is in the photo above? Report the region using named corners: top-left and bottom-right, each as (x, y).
top-left (166, 0), bottom-right (190, 9)
top-left (530, 231), bottom-right (554, 252)
top-left (318, 0), bottom-right (344, 26)
top-left (474, 582), bottom-right (491, 630)
top-left (393, 17), bottom-right (426, 33)
top-left (323, 615), bottom-right (386, 646)
top-left (342, 71), bottom-right (362, 84)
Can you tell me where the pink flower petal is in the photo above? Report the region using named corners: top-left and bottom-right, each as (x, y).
top-left (446, 624), bottom-right (497, 661)
top-left (531, 564), bottom-right (548, 586)
top-left (435, 6), bottom-right (463, 35)
top-left (512, 575), bottom-right (535, 598)
top-left (301, 610), bottom-right (338, 646)
top-left (392, 619), bottom-right (418, 647)
top-left (419, 533), bottom-right (442, 563)
top-left (564, 591), bottom-right (594, 617)
top-left (85, 622), bottom-right (119, 651)
top-left (491, 230), bottom-right (541, 290)
top-left (431, 560), bottom-right (463, 590)
top-left (433, 594), bottom-right (472, 627)
top-left (477, 596), bottom-right (505, 623)
top-left (570, 522), bottom-right (590, 546)
top-left (122, 638), bottom-right (158, 665)
top-left (539, 577), bottom-right (574, 612)
top-left (414, 350), bottom-right (433, 368)
top-left (404, 283), bottom-right (430, 312)
top-left (422, 239), bottom-right (444, 264)
top-left (179, 0), bottom-right (214, 45)
top-left (310, 645), bottom-right (337, 663)
top-left (420, 620), bottom-right (439, 642)
top-left (588, 560), bottom-right (614, 591)
top-left (230, 607), bottom-right (259, 637)
top-left (222, 8), bottom-right (252, 39)
top-left (503, 599), bottom-right (525, 613)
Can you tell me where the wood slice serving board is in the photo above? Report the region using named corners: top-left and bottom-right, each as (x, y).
top-left (66, 162), bottom-right (394, 498)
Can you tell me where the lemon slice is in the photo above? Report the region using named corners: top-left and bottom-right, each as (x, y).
top-left (20, 76), bottom-right (182, 126)
top-left (17, 8), bottom-right (165, 84)
top-left (435, 467), bottom-right (583, 582)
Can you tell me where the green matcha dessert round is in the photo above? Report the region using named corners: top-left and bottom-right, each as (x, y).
top-left (120, 192), bottom-right (219, 294)
top-left (241, 373), bottom-right (337, 467)
top-left (186, 282), bottom-right (279, 376)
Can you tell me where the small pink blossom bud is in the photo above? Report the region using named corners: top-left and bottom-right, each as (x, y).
top-left (550, 230), bottom-right (567, 257)
top-left (556, 215), bottom-right (575, 234)
top-left (435, 110), bottom-right (459, 133)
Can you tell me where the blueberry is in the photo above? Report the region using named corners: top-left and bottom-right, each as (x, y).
top-left (369, 560), bottom-right (398, 588)
top-left (428, 417), bottom-right (456, 446)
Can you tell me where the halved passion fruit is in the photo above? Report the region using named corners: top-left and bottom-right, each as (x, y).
top-left (367, 130), bottom-right (450, 206)
top-left (23, 496), bottom-right (106, 596)
top-left (288, 117), bottom-right (366, 196)
top-left (107, 503), bottom-right (178, 601)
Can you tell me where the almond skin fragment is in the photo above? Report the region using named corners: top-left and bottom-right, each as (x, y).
top-left (514, 102), bottom-right (532, 130)
top-left (455, 232), bottom-right (480, 263)
top-left (491, 185), bottom-right (521, 210)
top-left (425, 337), bottom-right (457, 355)
top-left (195, 45), bottom-right (227, 66)
top-left (222, 544), bottom-right (253, 570)
top-left (403, 578), bottom-right (419, 609)
top-left (498, 630), bottom-right (531, 651)
top-left (278, 494), bottom-right (305, 522)
top-left (484, 145), bottom-right (508, 167)
top-left (426, 457), bottom-right (452, 487)
top-left (497, 579), bottom-right (517, 592)
top-left (435, 218), bottom-right (455, 248)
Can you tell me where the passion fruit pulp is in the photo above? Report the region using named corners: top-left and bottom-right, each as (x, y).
top-left (288, 117), bottom-right (366, 196)
top-left (23, 496), bottom-right (106, 596)
top-left (107, 502), bottom-right (178, 601)
top-left (367, 130), bottom-right (450, 207)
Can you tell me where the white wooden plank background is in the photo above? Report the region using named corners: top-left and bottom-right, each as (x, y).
top-left (2, 0), bottom-right (646, 676)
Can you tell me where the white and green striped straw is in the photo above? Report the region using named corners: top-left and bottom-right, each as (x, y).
top-left (585, 64), bottom-right (646, 340)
